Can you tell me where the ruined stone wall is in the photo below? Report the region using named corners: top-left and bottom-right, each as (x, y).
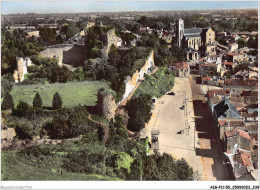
top-left (98, 91), bottom-right (117, 121)
top-left (40, 45), bottom-right (73, 66)
top-left (13, 57), bottom-right (33, 83)
top-left (119, 50), bottom-right (155, 104)
top-left (40, 45), bottom-right (87, 67)
top-left (101, 29), bottom-right (118, 58)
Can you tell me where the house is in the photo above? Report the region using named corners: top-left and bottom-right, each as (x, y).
top-left (212, 100), bottom-right (244, 140)
top-left (199, 63), bottom-right (217, 76)
top-left (138, 27), bottom-right (153, 35)
top-left (222, 61), bottom-right (235, 70)
top-left (224, 129), bottom-right (251, 152)
top-left (224, 78), bottom-right (258, 93)
top-left (26, 30), bottom-right (40, 38)
top-left (228, 43), bottom-right (238, 52)
top-left (240, 90), bottom-right (258, 106)
top-left (225, 149), bottom-right (255, 181)
top-left (168, 62), bottom-right (190, 78)
top-left (117, 37), bottom-right (122, 47)
top-left (238, 47), bottom-right (250, 54)
top-left (225, 52), bottom-right (248, 63)
top-left (217, 31), bottom-right (226, 38)
top-left (201, 76), bottom-right (212, 85)
top-left (207, 89), bottom-right (230, 113)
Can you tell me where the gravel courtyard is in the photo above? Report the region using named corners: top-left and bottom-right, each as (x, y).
top-left (141, 77), bottom-right (205, 180)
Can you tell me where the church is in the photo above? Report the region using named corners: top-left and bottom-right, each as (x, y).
top-left (174, 18), bottom-right (216, 61)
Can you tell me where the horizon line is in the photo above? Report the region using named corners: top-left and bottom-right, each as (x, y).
top-left (2, 7), bottom-right (258, 15)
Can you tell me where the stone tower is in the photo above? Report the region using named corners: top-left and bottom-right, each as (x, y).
top-left (97, 90), bottom-right (117, 121)
top-left (175, 18), bottom-right (184, 47)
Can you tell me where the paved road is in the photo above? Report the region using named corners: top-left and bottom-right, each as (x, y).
top-left (190, 74), bottom-right (231, 180)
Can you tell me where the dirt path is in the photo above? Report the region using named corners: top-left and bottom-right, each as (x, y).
top-left (88, 114), bottom-right (109, 144)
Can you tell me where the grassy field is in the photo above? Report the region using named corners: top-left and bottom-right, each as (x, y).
top-left (10, 81), bottom-right (116, 108)
top-left (1, 151), bottom-right (121, 181)
top-left (134, 67), bottom-right (175, 98)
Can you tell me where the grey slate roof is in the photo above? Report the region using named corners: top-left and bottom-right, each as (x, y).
top-left (214, 100), bottom-right (242, 119)
top-left (184, 28), bottom-right (202, 37)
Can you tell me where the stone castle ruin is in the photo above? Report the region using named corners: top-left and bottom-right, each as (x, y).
top-left (40, 44), bottom-right (86, 67)
top-left (13, 57), bottom-right (34, 83)
top-left (97, 90), bottom-right (117, 121)
top-left (101, 29), bottom-right (118, 58)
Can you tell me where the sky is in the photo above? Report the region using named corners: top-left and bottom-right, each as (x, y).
top-left (1, 1), bottom-right (259, 14)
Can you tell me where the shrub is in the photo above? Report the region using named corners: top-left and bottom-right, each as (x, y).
top-left (52, 92), bottom-right (62, 109)
top-left (1, 73), bottom-right (14, 97)
top-left (33, 92), bottom-right (42, 108)
top-left (13, 100), bottom-right (30, 117)
top-left (1, 92), bottom-right (14, 110)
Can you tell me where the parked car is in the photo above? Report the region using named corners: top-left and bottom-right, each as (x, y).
top-left (180, 105), bottom-right (185, 110)
top-left (167, 92), bottom-right (175, 96)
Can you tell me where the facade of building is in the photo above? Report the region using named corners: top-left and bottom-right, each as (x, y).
top-left (174, 19), bottom-right (216, 61)
top-left (225, 52), bottom-right (248, 63)
top-left (168, 62), bottom-right (190, 78)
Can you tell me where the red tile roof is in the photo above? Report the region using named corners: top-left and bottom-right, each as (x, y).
top-left (139, 28), bottom-right (147, 31)
top-left (223, 61), bottom-right (234, 66)
top-left (237, 129), bottom-right (251, 140)
top-left (207, 89), bottom-right (230, 98)
top-left (229, 121), bottom-right (244, 127)
top-left (168, 62), bottom-right (188, 69)
top-left (225, 129), bottom-right (251, 140)
top-left (226, 52), bottom-right (244, 56)
top-left (201, 63), bottom-right (217, 67)
top-left (201, 76), bottom-right (212, 81)
top-left (224, 78), bottom-right (258, 87)
top-left (241, 91), bottom-right (258, 97)
top-left (218, 120), bottom-right (227, 126)
top-left (239, 150), bottom-right (252, 167)
top-left (241, 112), bottom-right (257, 118)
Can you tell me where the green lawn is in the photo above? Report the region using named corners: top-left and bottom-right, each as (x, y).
top-left (1, 151), bottom-right (121, 181)
top-left (10, 81), bottom-right (116, 108)
top-left (134, 67), bottom-right (175, 98)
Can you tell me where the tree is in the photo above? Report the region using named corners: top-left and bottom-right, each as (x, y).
top-left (45, 117), bottom-right (74, 138)
top-left (1, 92), bottom-right (14, 110)
top-left (33, 92), bottom-right (43, 108)
top-left (142, 155), bottom-right (161, 180)
top-left (237, 38), bottom-right (247, 49)
top-left (52, 92), bottom-right (63, 109)
top-left (175, 158), bottom-right (193, 180)
top-left (13, 100), bottom-right (30, 117)
top-left (114, 116), bottom-right (128, 139)
top-left (115, 152), bottom-right (134, 173)
top-left (126, 94), bottom-right (152, 132)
